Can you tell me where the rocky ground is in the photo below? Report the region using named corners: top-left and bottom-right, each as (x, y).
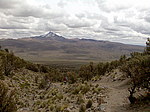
top-left (3, 69), bottom-right (150, 112)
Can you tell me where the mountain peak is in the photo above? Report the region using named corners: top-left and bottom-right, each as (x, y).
top-left (31, 31), bottom-right (66, 41)
top-left (44, 31), bottom-right (57, 38)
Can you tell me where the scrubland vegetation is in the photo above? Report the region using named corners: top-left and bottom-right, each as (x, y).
top-left (0, 38), bottom-right (149, 112)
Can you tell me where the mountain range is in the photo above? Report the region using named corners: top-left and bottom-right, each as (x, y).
top-left (0, 32), bottom-right (144, 64)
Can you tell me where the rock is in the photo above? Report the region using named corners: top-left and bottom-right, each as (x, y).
top-left (97, 104), bottom-right (106, 111)
top-left (86, 108), bottom-right (92, 112)
top-left (18, 108), bottom-right (30, 112)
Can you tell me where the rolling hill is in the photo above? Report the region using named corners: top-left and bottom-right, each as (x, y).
top-left (0, 32), bottom-right (144, 64)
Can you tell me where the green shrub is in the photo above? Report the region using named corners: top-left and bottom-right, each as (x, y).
top-left (55, 105), bottom-right (61, 112)
top-left (0, 73), bottom-right (4, 80)
top-left (79, 104), bottom-right (86, 112)
top-left (120, 39), bottom-right (150, 104)
top-left (0, 80), bottom-right (17, 112)
top-left (56, 93), bottom-right (63, 100)
top-left (72, 86), bottom-right (80, 94)
top-left (76, 94), bottom-right (84, 105)
top-left (26, 63), bottom-right (39, 72)
top-left (67, 72), bottom-right (78, 84)
top-left (81, 84), bottom-right (90, 94)
top-left (86, 100), bottom-right (92, 108)
top-left (39, 65), bottom-right (49, 73)
top-left (38, 79), bottom-right (48, 89)
top-left (79, 62), bottom-right (95, 81)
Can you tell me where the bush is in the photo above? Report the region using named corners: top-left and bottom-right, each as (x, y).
top-left (79, 62), bottom-right (95, 81)
top-left (120, 39), bottom-right (150, 104)
top-left (26, 63), bottom-right (39, 72)
top-left (67, 72), bottom-right (78, 84)
top-left (0, 80), bottom-right (17, 112)
top-left (86, 100), bottom-right (92, 108)
top-left (0, 51), bottom-right (26, 76)
top-left (39, 65), bottom-right (49, 73)
top-left (76, 94), bottom-right (84, 104)
top-left (38, 78), bottom-right (48, 89)
top-left (79, 104), bottom-right (86, 112)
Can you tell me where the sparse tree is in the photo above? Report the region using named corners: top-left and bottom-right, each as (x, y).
top-left (145, 38), bottom-right (150, 54)
top-left (79, 62), bottom-right (95, 81)
top-left (1, 53), bottom-right (16, 76)
top-left (120, 39), bottom-right (150, 104)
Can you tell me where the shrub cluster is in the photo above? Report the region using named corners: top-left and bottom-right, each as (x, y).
top-left (120, 38), bottom-right (150, 104)
top-left (0, 80), bottom-right (17, 112)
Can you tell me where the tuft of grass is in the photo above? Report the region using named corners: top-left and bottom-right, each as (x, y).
top-left (79, 104), bottom-right (86, 112)
top-left (0, 80), bottom-right (17, 112)
top-left (86, 100), bottom-right (92, 108)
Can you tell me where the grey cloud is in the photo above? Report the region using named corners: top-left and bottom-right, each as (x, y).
top-left (75, 13), bottom-right (86, 19)
top-left (65, 22), bottom-right (92, 28)
top-left (11, 7), bottom-right (45, 18)
top-left (36, 19), bottom-right (67, 32)
top-left (0, 30), bottom-right (10, 39)
top-left (53, 15), bottom-right (96, 28)
top-left (75, 12), bottom-right (106, 21)
top-left (113, 13), bottom-right (150, 36)
top-left (105, 27), bottom-right (120, 32)
top-left (0, 25), bottom-right (28, 29)
top-left (133, 26), bottom-right (150, 35)
top-left (0, 0), bottom-right (22, 9)
top-left (64, 18), bottom-right (95, 28)
top-left (144, 11), bottom-right (150, 23)
top-left (9, 6), bottom-right (63, 19)
top-left (44, 24), bottom-right (67, 31)
top-left (0, 14), bottom-right (31, 30)
top-left (57, 0), bottom-right (67, 8)
top-left (145, 17), bottom-right (150, 23)
top-left (2, 3), bottom-right (66, 19)
top-left (95, 0), bottom-right (130, 12)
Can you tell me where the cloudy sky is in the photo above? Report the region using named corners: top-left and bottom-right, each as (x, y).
top-left (0, 0), bottom-right (150, 45)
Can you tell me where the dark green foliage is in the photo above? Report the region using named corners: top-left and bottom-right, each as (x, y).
top-left (1, 53), bottom-right (16, 76)
top-left (1, 52), bottom-right (25, 76)
top-left (136, 92), bottom-right (150, 105)
top-left (4, 48), bottom-right (9, 53)
top-left (0, 65), bottom-right (4, 80)
top-left (39, 65), bottom-right (49, 73)
top-left (86, 100), bottom-right (92, 108)
top-left (0, 73), bottom-right (4, 80)
top-left (79, 62), bottom-right (95, 81)
top-left (25, 63), bottom-right (39, 72)
top-left (96, 62), bottom-right (109, 76)
top-left (121, 55), bottom-right (150, 91)
top-left (72, 83), bottom-right (90, 95)
top-left (79, 59), bottom-right (125, 81)
top-left (49, 69), bottom-right (63, 82)
top-left (0, 49), bottom-right (26, 76)
top-left (124, 55), bottom-right (150, 104)
top-left (120, 39), bottom-right (150, 104)
top-left (79, 104), bottom-right (86, 112)
top-left (38, 78), bottom-right (48, 89)
top-left (67, 71), bottom-right (78, 84)
top-left (0, 81), bottom-right (17, 112)
top-left (107, 60), bottom-right (122, 72)
top-left (145, 38), bottom-right (150, 54)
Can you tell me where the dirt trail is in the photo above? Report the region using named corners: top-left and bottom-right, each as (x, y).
top-left (94, 76), bottom-right (130, 112)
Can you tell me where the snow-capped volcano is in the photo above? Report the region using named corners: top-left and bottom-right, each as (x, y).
top-left (31, 31), bottom-right (66, 41)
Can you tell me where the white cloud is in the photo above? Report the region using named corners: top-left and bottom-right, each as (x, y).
top-left (0, 0), bottom-right (149, 45)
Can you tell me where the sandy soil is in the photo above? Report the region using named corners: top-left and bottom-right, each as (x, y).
top-left (93, 74), bottom-right (130, 112)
